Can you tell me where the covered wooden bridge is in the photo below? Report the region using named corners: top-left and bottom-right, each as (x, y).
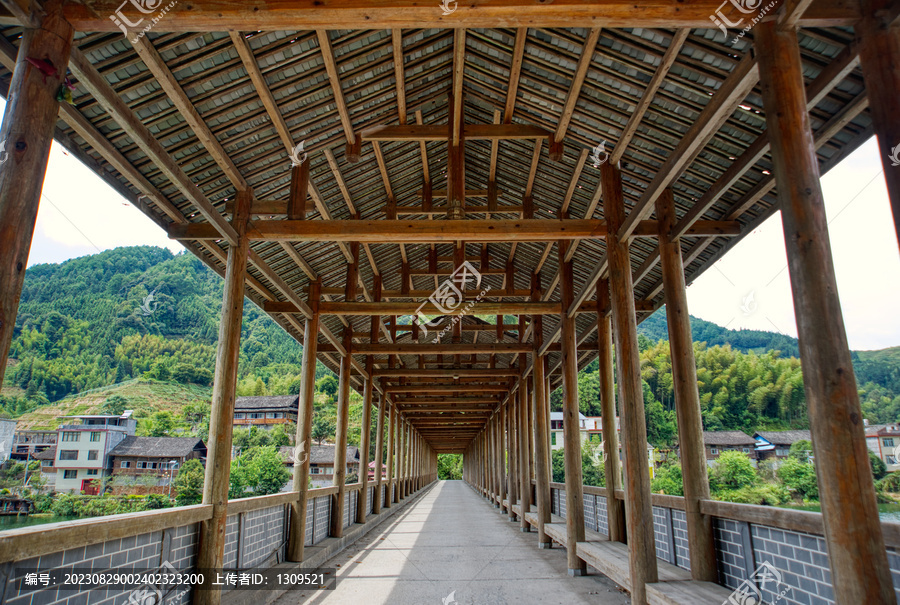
top-left (0, 1), bottom-right (899, 604)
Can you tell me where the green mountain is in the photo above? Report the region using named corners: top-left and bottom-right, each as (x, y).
top-left (2, 246), bottom-right (311, 415)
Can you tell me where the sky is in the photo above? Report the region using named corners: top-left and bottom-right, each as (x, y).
top-left (20, 110), bottom-right (900, 351)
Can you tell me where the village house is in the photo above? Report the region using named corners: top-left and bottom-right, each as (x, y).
top-left (549, 411), bottom-right (587, 450)
top-left (53, 411), bottom-right (136, 494)
top-left (109, 436), bottom-right (207, 494)
top-left (32, 446), bottom-right (56, 491)
top-left (865, 423), bottom-right (900, 472)
top-left (10, 429), bottom-right (56, 461)
top-left (699, 431), bottom-right (758, 465)
top-left (233, 395), bottom-right (299, 429)
top-left (754, 430), bottom-right (812, 465)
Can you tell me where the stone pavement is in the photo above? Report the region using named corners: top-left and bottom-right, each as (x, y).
top-left (275, 480), bottom-right (630, 605)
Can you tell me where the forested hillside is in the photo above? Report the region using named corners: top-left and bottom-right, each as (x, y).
top-left (1, 246), bottom-right (315, 416)
top-left (2, 246), bottom-right (900, 447)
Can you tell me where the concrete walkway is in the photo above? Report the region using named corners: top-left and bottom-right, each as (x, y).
top-left (275, 480), bottom-right (630, 605)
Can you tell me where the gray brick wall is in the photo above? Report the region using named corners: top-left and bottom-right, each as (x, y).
top-left (584, 494), bottom-right (596, 532)
top-left (305, 497), bottom-right (315, 547)
top-left (671, 509), bottom-right (691, 571)
top-left (313, 495), bottom-right (330, 544)
top-left (653, 506), bottom-right (670, 562)
top-left (223, 514), bottom-right (240, 569)
top-left (715, 517), bottom-right (751, 590)
top-left (751, 525), bottom-right (834, 605)
top-left (367, 486), bottom-right (374, 515)
top-left (2, 523), bottom-right (199, 605)
top-left (238, 505), bottom-right (287, 569)
top-left (596, 495), bottom-right (609, 537)
top-left (558, 489), bottom-right (567, 519)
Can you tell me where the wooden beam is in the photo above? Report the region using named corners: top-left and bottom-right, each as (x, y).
top-left (169, 219), bottom-right (740, 242)
top-left (229, 31), bottom-right (296, 155)
top-left (555, 28), bottom-right (601, 144)
top-left (385, 384), bottom-right (511, 393)
top-left (317, 30), bottom-right (356, 154)
top-left (375, 368), bottom-right (518, 377)
top-left (452, 28), bottom-right (466, 147)
top-left (504, 29), bottom-right (528, 123)
top-left (316, 301), bottom-right (560, 316)
top-left (392, 29), bottom-right (406, 124)
top-left (757, 20), bottom-right (894, 603)
top-left (353, 343), bottom-right (532, 355)
top-left (617, 54), bottom-right (760, 240)
top-left (611, 29), bottom-right (688, 165)
top-left (0, 0), bottom-right (73, 388)
top-left (360, 123), bottom-right (552, 141)
top-left (64, 0), bottom-right (859, 32)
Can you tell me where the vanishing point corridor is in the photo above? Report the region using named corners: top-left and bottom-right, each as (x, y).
top-left (277, 481), bottom-right (629, 605)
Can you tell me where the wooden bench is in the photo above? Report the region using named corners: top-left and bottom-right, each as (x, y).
top-left (575, 540), bottom-right (692, 591)
top-left (646, 580), bottom-right (736, 605)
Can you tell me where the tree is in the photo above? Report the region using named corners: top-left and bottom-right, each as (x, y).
top-left (173, 459), bottom-right (205, 506)
top-left (148, 411), bottom-right (174, 437)
top-left (788, 439), bottom-right (813, 461)
top-left (551, 449), bottom-right (565, 483)
top-left (870, 451), bottom-right (888, 480)
top-left (312, 415), bottom-right (335, 445)
top-left (229, 446), bottom-right (290, 499)
top-left (581, 443), bottom-right (605, 487)
top-left (101, 394), bottom-right (128, 415)
top-left (437, 454), bottom-right (463, 480)
top-left (709, 450), bottom-right (756, 492)
top-left (316, 375), bottom-right (338, 398)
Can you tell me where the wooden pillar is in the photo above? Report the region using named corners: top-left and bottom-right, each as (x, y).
top-left (596, 279), bottom-right (625, 544)
top-left (518, 354), bottom-right (531, 531)
top-left (603, 160), bottom-right (658, 600)
top-left (527, 372), bottom-right (535, 484)
top-left (656, 189), bottom-right (716, 579)
top-left (357, 364), bottom-right (374, 524)
top-left (288, 279), bottom-right (321, 562)
top-left (508, 396), bottom-right (519, 522)
top-left (857, 0), bottom-right (900, 251)
top-left (357, 275), bottom-right (380, 524)
top-left (386, 401), bottom-right (396, 507)
top-left (532, 304), bottom-right (553, 548)
top-left (757, 21), bottom-right (894, 603)
top-left (0, 0), bottom-right (74, 388)
top-left (330, 327), bottom-right (353, 537)
top-left (498, 404), bottom-right (507, 509)
top-left (558, 239), bottom-right (587, 575)
top-left (197, 190), bottom-right (252, 604)
top-left (373, 392), bottom-right (386, 514)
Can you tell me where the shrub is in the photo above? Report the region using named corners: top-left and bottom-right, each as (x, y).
top-left (709, 450), bottom-right (756, 493)
top-left (777, 457), bottom-right (818, 500)
top-left (651, 463), bottom-right (684, 496)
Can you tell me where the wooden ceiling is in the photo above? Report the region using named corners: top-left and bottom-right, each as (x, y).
top-left (0, 1), bottom-right (871, 453)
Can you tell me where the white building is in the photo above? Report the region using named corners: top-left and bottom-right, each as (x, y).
top-left (0, 418), bottom-right (15, 462)
top-left (549, 411), bottom-right (588, 450)
top-left (54, 411), bottom-right (136, 493)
